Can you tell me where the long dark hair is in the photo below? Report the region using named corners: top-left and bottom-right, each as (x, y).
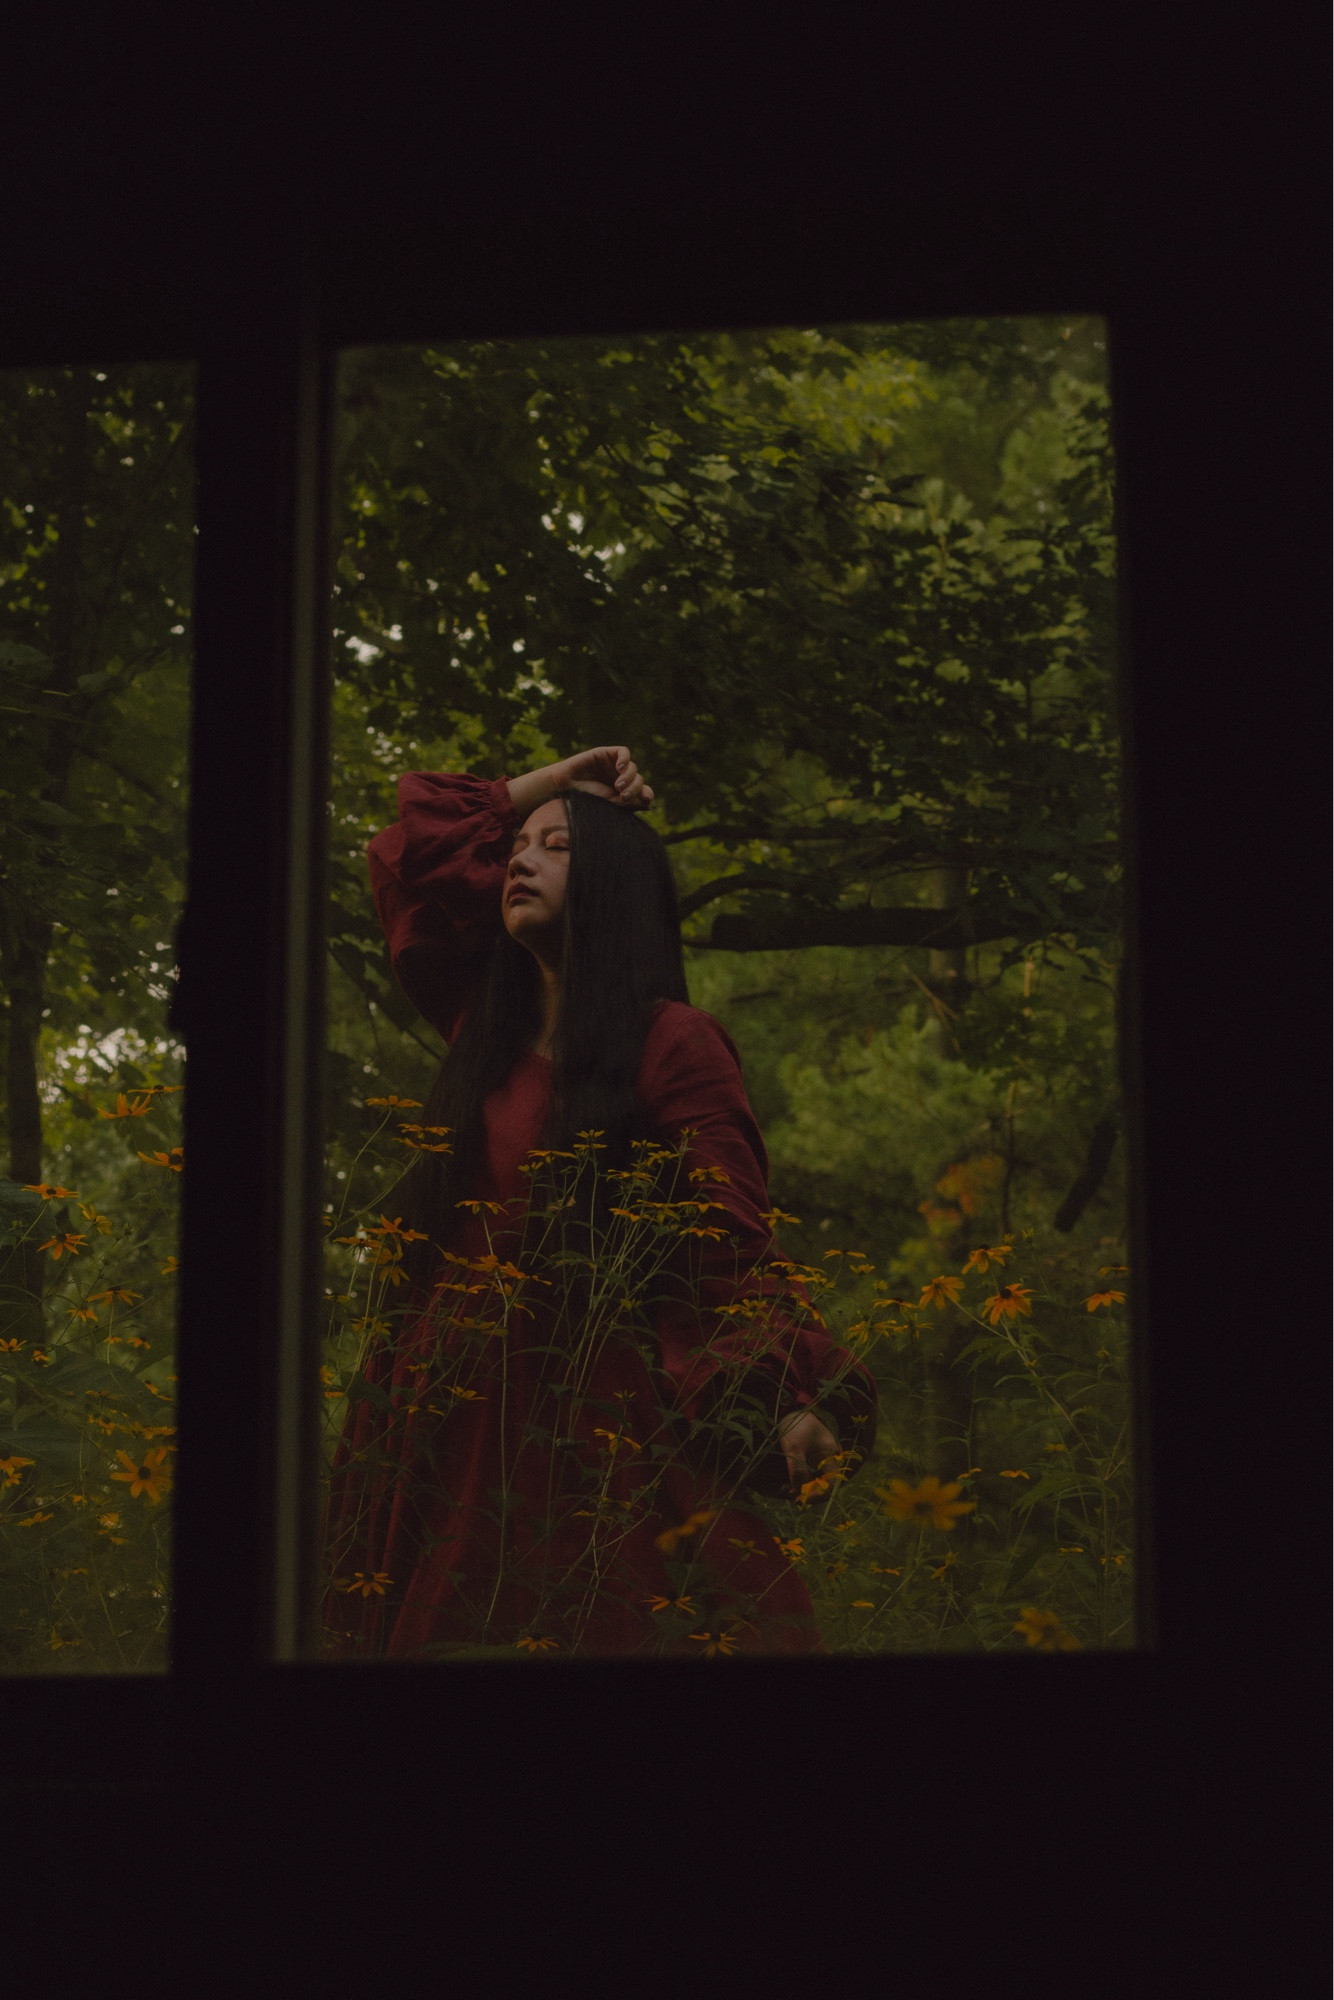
top-left (397, 789), bottom-right (688, 1277)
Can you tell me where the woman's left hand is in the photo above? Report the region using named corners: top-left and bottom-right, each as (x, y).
top-left (776, 1408), bottom-right (841, 1493)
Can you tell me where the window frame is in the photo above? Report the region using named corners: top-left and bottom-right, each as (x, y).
top-left (0, 199), bottom-right (1311, 1815)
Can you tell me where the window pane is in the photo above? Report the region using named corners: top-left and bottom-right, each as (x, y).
top-left (0, 364), bottom-right (192, 1672)
top-left (319, 321), bottom-right (1132, 1661)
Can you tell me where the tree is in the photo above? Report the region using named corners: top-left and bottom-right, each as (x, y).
top-left (0, 365), bottom-right (191, 1312)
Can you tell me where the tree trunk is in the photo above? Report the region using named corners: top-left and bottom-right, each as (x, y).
top-left (2, 920), bottom-right (54, 1325)
top-left (924, 865), bottom-right (969, 1056)
top-left (0, 368), bottom-right (89, 1317)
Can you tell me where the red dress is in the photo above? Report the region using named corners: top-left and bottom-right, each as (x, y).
top-left (324, 772), bottom-right (877, 1659)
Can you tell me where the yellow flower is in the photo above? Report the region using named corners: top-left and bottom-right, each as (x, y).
top-left (17, 1511), bottom-right (54, 1527)
top-left (962, 1241), bottom-right (1013, 1273)
top-left (772, 1536), bottom-right (805, 1562)
top-left (982, 1284), bottom-right (1035, 1324)
top-left (875, 1475), bottom-right (977, 1530)
top-left (0, 1455), bottom-right (36, 1487)
top-left (38, 1233), bottom-right (87, 1260)
top-left (850, 1600), bottom-right (876, 1610)
top-left (999, 1468), bottom-right (1031, 1480)
top-left (688, 1631), bottom-right (740, 1658)
top-left (99, 1093), bottom-right (153, 1120)
top-left (98, 1512), bottom-right (121, 1529)
top-left (796, 1476), bottom-right (831, 1506)
top-left (89, 1288), bottom-right (141, 1305)
top-left (1014, 1606), bottom-right (1082, 1652)
top-left (515, 1635), bottom-right (559, 1652)
top-left (653, 1508), bottom-right (719, 1555)
top-left (339, 1572), bottom-right (393, 1598)
top-left (109, 1447), bottom-right (173, 1504)
top-left (1084, 1290), bottom-right (1126, 1311)
top-left (919, 1275), bottom-right (964, 1310)
top-left (137, 1148), bottom-right (184, 1172)
top-left (68, 1304), bottom-right (99, 1323)
top-left (364, 1095), bottom-right (422, 1109)
top-left (869, 1564), bottom-right (901, 1576)
top-left (23, 1182), bottom-right (77, 1199)
top-left (593, 1427), bottom-right (641, 1457)
top-left (160, 1256), bottom-right (179, 1276)
top-left (1098, 1264), bottom-right (1129, 1276)
top-left (0, 1338), bottom-right (23, 1353)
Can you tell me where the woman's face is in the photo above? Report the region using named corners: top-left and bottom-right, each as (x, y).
top-left (503, 798), bottom-right (570, 960)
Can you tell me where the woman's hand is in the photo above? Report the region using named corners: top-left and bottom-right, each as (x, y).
top-left (776, 1408), bottom-right (841, 1494)
top-left (562, 745), bottom-right (654, 808)
top-left (506, 747), bottom-right (654, 820)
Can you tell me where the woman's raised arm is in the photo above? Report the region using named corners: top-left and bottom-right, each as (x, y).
top-left (507, 746), bottom-right (654, 818)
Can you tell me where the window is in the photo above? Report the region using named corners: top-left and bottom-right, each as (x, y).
top-left (313, 318), bottom-right (1134, 1662)
top-left (0, 362), bottom-right (193, 1674)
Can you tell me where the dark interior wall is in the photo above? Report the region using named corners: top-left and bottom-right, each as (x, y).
top-left (1, 14), bottom-right (1325, 1988)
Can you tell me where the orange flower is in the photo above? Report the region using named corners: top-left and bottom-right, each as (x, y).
top-left (654, 1508), bottom-right (719, 1555)
top-left (38, 1233), bottom-right (87, 1260)
top-left (962, 1241), bottom-right (1013, 1274)
top-left (876, 1475), bottom-right (976, 1530)
top-left (1014, 1606), bottom-right (1082, 1652)
top-left (688, 1630), bottom-right (740, 1657)
top-left (999, 1468), bottom-right (1031, 1480)
top-left (0, 1338), bottom-right (23, 1353)
top-left (796, 1476), bottom-right (831, 1505)
top-left (338, 1572), bottom-right (393, 1598)
top-left (89, 1288), bottom-right (141, 1305)
top-left (772, 1536), bottom-right (805, 1562)
top-left (364, 1095), bottom-right (422, 1109)
top-left (919, 1275), bottom-right (964, 1310)
top-left (99, 1093), bottom-right (153, 1120)
top-left (982, 1284), bottom-right (1035, 1324)
top-left (23, 1182), bottom-right (77, 1199)
top-left (109, 1447), bottom-right (173, 1504)
top-left (137, 1148), bottom-right (183, 1172)
top-left (850, 1600), bottom-right (876, 1610)
top-left (515, 1635), bottom-right (559, 1652)
top-left (1084, 1290), bottom-right (1126, 1312)
top-left (68, 1304), bottom-right (99, 1323)
top-left (593, 1428), bottom-right (641, 1457)
top-left (0, 1455), bottom-right (35, 1487)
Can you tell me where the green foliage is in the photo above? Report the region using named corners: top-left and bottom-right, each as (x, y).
top-left (324, 316), bottom-right (1133, 1656)
top-left (0, 363), bottom-right (190, 1672)
top-left (0, 1064), bottom-right (181, 1671)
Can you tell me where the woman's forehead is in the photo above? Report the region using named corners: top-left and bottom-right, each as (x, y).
top-left (517, 798), bottom-right (569, 837)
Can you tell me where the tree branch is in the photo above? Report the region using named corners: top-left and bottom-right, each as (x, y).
top-left (693, 904), bottom-right (1023, 951)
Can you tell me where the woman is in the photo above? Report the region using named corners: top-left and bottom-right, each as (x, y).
top-left (324, 744), bottom-right (878, 1659)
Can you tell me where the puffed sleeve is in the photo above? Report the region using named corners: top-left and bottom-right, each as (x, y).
top-left (639, 1005), bottom-right (878, 1483)
top-left (367, 772), bottom-right (516, 1040)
